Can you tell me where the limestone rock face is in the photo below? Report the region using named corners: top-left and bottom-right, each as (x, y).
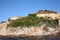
top-left (27, 27), bottom-right (45, 36)
top-left (0, 23), bottom-right (60, 37)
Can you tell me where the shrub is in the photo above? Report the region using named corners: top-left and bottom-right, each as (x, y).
top-left (28, 14), bottom-right (36, 17)
top-left (8, 16), bottom-right (58, 27)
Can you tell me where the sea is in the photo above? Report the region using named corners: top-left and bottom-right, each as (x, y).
top-left (0, 37), bottom-right (60, 40)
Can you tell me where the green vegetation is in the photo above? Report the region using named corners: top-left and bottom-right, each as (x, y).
top-left (8, 15), bottom-right (58, 27)
top-left (28, 14), bottom-right (36, 17)
top-left (8, 10), bottom-right (58, 27)
top-left (8, 14), bottom-right (40, 27)
top-left (8, 18), bottom-right (11, 21)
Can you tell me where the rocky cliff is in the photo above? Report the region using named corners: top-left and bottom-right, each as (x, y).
top-left (0, 24), bottom-right (60, 38)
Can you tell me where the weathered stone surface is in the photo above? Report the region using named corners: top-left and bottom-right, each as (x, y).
top-left (0, 23), bottom-right (60, 38)
top-left (0, 27), bottom-right (60, 37)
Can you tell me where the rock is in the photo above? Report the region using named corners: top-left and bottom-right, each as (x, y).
top-left (0, 23), bottom-right (7, 32)
top-left (0, 26), bottom-right (60, 38)
top-left (47, 27), bottom-right (55, 32)
top-left (40, 23), bottom-right (46, 30)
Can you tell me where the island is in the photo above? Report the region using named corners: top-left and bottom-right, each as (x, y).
top-left (0, 10), bottom-right (60, 38)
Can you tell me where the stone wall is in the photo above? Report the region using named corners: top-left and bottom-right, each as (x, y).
top-left (36, 13), bottom-right (59, 19)
top-left (36, 13), bottom-right (60, 25)
top-left (58, 20), bottom-right (60, 25)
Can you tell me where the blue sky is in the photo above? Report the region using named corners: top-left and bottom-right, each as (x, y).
top-left (0, 0), bottom-right (60, 22)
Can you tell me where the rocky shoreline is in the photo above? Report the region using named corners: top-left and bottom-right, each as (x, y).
top-left (0, 26), bottom-right (60, 38)
top-left (0, 33), bottom-right (60, 40)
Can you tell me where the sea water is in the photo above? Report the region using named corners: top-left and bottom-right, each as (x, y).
top-left (0, 37), bottom-right (60, 40)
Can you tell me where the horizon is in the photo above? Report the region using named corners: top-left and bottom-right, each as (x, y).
top-left (0, 0), bottom-right (60, 22)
